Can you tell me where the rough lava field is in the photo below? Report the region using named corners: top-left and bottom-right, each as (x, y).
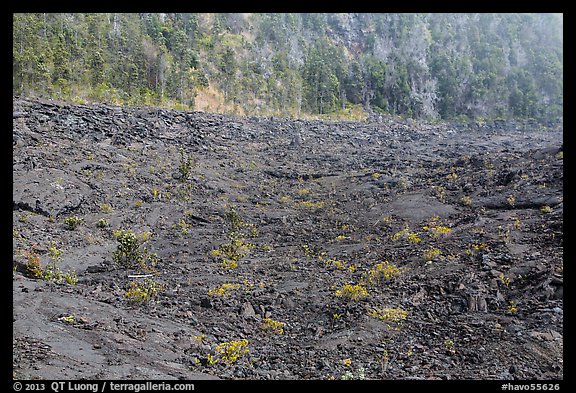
top-left (13, 96), bottom-right (563, 380)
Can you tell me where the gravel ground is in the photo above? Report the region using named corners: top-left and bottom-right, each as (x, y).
top-left (13, 96), bottom-right (563, 380)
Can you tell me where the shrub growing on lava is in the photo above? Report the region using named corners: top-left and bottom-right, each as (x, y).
top-left (334, 283), bottom-right (369, 301)
top-left (112, 229), bottom-right (158, 271)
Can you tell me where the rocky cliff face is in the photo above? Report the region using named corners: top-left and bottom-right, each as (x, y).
top-left (13, 96), bottom-right (562, 380)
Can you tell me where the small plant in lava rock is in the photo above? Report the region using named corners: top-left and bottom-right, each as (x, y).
top-left (43, 242), bottom-right (78, 285)
top-left (224, 207), bottom-right (244, 232)
top-left (460, 195), bottom-right (473, 206)
top-left (99, 203), bottom-right (113, 213)
top-left (173, 217), bottom-right (191, 237)
top-left (207, 282), bottom-right (241, 297)
top-left (124, 278), bottom-right (164, 304)
top-left (465, 242), bottom-right (488, 257)
top-left (323, 257), bottom-right (349, 270)
top-left (446, 172), bottom-right (458, 182)
top-left (112, 229), bottom-right (158, 272)
top-left (432, 185), bottom-right (446, 202)
top-left (341, 365), bottom-right (366, 380)
top-left (223, 205), bottom-right (258, 237)
top-left (210, 232), bottom-right (255, 269)
top-left (422, 245), bottom-right (442, 262)
top-left (59, 314), bottom-right (76, 324)
top-left (391, 226), bottom-right (421, 243)
top-left (422, 216), bottom-right (452, 238)
top-left (211, 208), bottom-right (258, 269)
top-left (444, 338), bottom-right (457, 355)
top-left (206, 339), bottom-right (249, 366)
top-left (17, 245), bottom-right (77, 285)
top-left (21, 249), bottom-right (43, 279)
top-left (368, 307), bottom-right (408, 329)
top-left (96, 218), bottom-right (108, 228)
top-left (64, 215), bottom-right (83, 230)
top-left (507, 300), bottom-right (518, 314)
top-left (498, 272), bottom-right (512, 288)
top-left (363, 261), bottom-right (401, 286)
top-left (261, 318), bottom-right (286, 335)
top-left (178, 147), bottom-right (194, 182)
top-left (334, 283), bottom-right (369, 302)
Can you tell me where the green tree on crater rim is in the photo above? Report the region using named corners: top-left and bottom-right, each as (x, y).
top-left (12, 13), bottom-right (562, 123)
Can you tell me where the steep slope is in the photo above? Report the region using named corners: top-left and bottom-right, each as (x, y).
top-left (13, 13), bottom-right (563, 122)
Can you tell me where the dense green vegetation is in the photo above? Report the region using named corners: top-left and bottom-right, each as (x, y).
top-left (13, 13), bottom-right (563, 123)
